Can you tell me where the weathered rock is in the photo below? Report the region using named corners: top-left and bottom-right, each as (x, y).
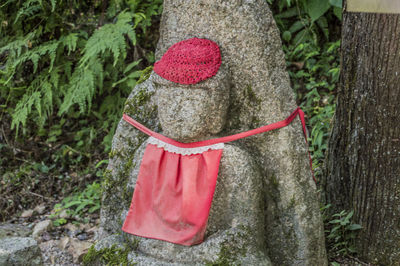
top-left (68, 239), bottom-right (92, 263)
top-left (20, 209), bottom-right (34, 218)
top-left (100, 0), bottom-right (327, 265)
top-left (58, 237), bottom-right (70, 250)
top-left (0, 223), bottom-right (31, 239)
top-left (33, 204), bottom-right (46, 215)
top-left (32, 220), bottom-right (52, 241)
top-left (39, 240), bottom-right (76, 266)
top-left (0, 237), bottom-right (43, 266)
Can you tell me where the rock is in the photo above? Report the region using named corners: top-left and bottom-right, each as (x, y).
top-left (0, 223), bottom-right (31, 239)
top-left (0, 237), bottom-right (42, 265)
top-left (94, 234), bottom-right (125, 251)
top-left (20, 209), bottom-right (34, 218)
top-left (32, 220), bottom-right (52, 241)
top-left (41, 231), bottom-right (51, 242)
top-left (79, 223), bottom-right (91, 231)
top-left (58, 237), bottom-right (70, 250)
top-left (100, 0), bottom-right (327, 265)
top-left (39, 240), bottom-right (76, 266)
top-left (64, 223), bottom-right (79, 237)
top-left (67, 239), bottom-right (92, 263)
top-left (33, 204), bottom-right (46, 215)
top-left (76, 233), bottom-right (88, 241)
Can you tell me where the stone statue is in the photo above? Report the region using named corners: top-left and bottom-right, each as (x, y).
top-left (97, 0), bottom-right (328, 265)
top-left (112, 60), bottom-right (271, 264)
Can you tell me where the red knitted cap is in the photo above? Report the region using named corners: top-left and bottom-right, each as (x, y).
top-left (154, 38), bottom-right (222, 85)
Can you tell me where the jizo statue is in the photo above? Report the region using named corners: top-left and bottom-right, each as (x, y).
top-left (99, 1), bottom-right (327, 265)
top-left (121, 38), bottom-right (272, 264)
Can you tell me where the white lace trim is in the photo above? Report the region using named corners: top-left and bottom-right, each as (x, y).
top-left (147, 136), bottom-right (224, 155)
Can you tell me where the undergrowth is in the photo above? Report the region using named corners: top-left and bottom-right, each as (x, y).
top-left (321, 204), bottom-right (363, 261)
top-left (50, 181), bottom-right (101, 226)
top-left (0, 0), bottom-right (162, 220)
top-left (269, 0), bottom-right (341, 178)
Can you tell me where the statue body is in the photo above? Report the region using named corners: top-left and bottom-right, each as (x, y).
top-left (119, 71), bottom-right (272, 265)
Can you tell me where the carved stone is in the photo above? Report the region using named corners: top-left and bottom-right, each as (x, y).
top-left (98, 0), bottom-right (327, 265)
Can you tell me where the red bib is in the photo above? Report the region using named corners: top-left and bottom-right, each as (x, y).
top-left (121, 107), bottom-right (314, 246)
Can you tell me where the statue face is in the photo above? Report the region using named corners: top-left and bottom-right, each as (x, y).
top-left (154, 70), bottom-right (230, 142)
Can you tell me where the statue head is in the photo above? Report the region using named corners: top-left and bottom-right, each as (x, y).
top-left (152, 38), bottom-right (230, 142)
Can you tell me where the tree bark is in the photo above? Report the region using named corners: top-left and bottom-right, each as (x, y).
top-left (325, 3), bottom-right (400, 264)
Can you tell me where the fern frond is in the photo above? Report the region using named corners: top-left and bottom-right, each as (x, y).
top-left (50, 0), bottom-right (57, 12)
top-left (14, 0), bottom-right (42, 24)
top-left (10, 39), bottom-right (60, 75)
top-left (11, 90), bottom-right (41, 134)
top-left (58, 58), bottom-right (103, 115)
top-left (61, 33), bottom-right (78, 55)
top-left (80, 11), bottom-right (136, 67)
top-left (0, 32), bottom-right (35, 59)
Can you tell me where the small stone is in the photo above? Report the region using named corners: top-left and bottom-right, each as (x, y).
top-left (64, 223), bottom-right (78, 233)
top-left (79, 223), bottom-right (90, 231)
top-left (68, 239), bottom-right (92, 263)
top-left (58, 236), bottom-right (70, 250)
top-left (20, 209), bottom-right (34, 218)
top-left (32, 219), bottom-right (52, 240)
top-left (77, 233), bottom-right (88, 241)
top-left (0, 237), bottom-right (42, 265)
top-left (42, 231), bottom-right (52, 242)
top-left (33, 204), bottom-right (46, 215)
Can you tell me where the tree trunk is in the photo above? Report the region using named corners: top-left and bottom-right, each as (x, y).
top-left (325, 3), bottom-right (400, 264)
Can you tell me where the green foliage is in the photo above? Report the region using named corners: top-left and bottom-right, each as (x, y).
top-left (268, 0), bottom-right (341, 178)
top-left (51, 181), bottom-right (101, 225)
top-left (0, 0), bottom-right (162, 156)
top-left (0, 0), bottom-right (162, 218)
top-left (322, 205), bottom-right (362, 258)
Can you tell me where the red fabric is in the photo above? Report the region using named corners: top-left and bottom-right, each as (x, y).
top-left (122, 144), bottom-right (223, 246)
top-left (153, 38), bottom-right (221, 85)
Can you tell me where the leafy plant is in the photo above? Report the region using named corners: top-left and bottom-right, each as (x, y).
top-left (322, 205), bottom-right (362, 257)
top-left (268, 0), bottom-right (341, 179)
top-left (51, 181), bottom-right (101, 225)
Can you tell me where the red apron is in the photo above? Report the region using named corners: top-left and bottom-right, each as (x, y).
top-left (121, 107), bottom-right (314, 246)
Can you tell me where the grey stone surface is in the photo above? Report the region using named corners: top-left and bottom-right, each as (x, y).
top-left (0, 223), bottom-right (31, 239)
top-left (0, 237), bottom-right (43, 266)
top-left (100, 0), bottom-right (327, 265)
top-left (32, 220), bottom-right (52, 241)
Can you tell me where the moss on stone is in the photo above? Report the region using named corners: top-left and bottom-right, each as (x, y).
top-left (289, 195), bottom-right (296, 208)
top-left (123, 87), bottom-right (155, 118)
top-left (205, 226), bottom-right (249, 266)
top-left (83, 240), bottom-right (139, 266)
top-left (244, 85), bottom-right (261, 105)
top-left (137, 66), bottom-right (153, 84)
top-left (270, 174), bottom-right (279, 189)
